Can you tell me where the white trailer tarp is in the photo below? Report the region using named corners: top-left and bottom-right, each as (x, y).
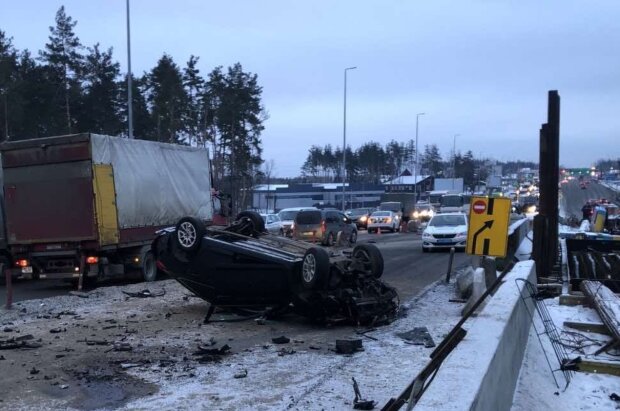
top-left (91, 134), bottom-right (213, 229)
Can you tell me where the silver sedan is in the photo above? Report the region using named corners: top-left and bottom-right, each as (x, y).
top-left (261, 213), bottom-right (285, 235)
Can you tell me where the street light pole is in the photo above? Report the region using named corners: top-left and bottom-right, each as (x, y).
top-left (452, 134), bottom-right (460, 189)
top-left (342, 66), bottom-right (357, 212)
top-left (126, 0), bottom-right (134, 139)
top-left (413, 112), bottom-right (425, 205)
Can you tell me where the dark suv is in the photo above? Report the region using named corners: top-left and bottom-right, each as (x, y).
top-left (293, 209), bottom-right (357, 246)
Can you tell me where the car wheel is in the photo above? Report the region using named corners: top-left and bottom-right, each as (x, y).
top-left (279, 228), bottom-right (284, 236)
top-left (350, 230), bottom-right (358, 244)
top-left (390, 225), bottom-right (395, 233)
top-left (301, 247), bottom-right (330, 290)
top-left (326, 232), bottom-right (335, 246)
top-left (175, 216), bottom-right (206, 252)
top-left (142, 251), bottom-right (157, 282)
top-left (352, 244), bottom-right (384, 278)
top-left (367, 228), bottom-right (373, 234)
top-left (235, 211), bottom-right (266, 233)
top-left (422, 247), bottom-right (428, 253)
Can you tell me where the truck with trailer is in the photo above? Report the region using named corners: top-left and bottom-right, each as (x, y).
top-left (0, 133), bottom-right (213, 283)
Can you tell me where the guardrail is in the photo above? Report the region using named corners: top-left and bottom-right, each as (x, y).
top-left (496, 216), bottom-right (532, 271)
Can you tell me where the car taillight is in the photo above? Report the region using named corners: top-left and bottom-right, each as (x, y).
top-left (321, 220), bottom-right (326, 232)
top-left (86, 256), bottom-right (99, 264)
top-left (16, 259), bottom-right (28, 267)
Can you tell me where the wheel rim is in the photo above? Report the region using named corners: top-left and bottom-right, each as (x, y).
top-left (178, 222), bottom-right (197, 247)
top-left (354, 249), bottom-right (372, 271)
top-left (351, 231), bottom-right (357, 242)
top-left (302, 254), bottom-right (316, 283)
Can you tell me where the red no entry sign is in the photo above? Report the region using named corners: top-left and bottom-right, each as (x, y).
top-left (473, 200), bottom-right (487, 214)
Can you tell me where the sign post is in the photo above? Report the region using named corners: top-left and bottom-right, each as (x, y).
top-left (466, 196), bottom-right (511, 258)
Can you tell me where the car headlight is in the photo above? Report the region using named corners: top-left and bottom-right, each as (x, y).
top-left (360, 216), bottom-right (367, 222)
top-left (422, 232), bottom-right (432, 238)
top-left (456, 232), bottom-right (467, 237)
top-left (413, 211), bottom-right (419, 219)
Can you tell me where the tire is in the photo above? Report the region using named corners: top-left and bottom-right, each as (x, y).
top-left (235, 211), bottom-right (266, 233)
top-left (367, 228), bottom-right (374, 234)
top-left (422, 247), bottom-right (428, 253)
top-left (142, 251), bottom-right (157, 282)
top-left (350, 230), bottom-right (358, 244)
top-left (175, 217), bottom-right (206, 252)
top-left (352, 244), bottom-right (384, 278)
top-left (390, 225), bottom-right (395, 233)
top-left (301, 247), bottom-right (330, 290)
top-left (279, 228), bottom-right (284, 236)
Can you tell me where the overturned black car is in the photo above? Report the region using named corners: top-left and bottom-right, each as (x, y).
top-left (153, 212), bottom-right (399, 325)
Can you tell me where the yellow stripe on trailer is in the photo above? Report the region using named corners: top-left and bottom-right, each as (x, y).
top-left (92, 164), bottom-right (119, 245)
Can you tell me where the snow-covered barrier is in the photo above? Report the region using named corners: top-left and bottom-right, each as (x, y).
top-left (415, 260), bottom-right (536, 411)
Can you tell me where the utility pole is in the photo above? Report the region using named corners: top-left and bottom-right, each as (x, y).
top-left (126, 0), bottom-right (134, 138)
top-left (342, 66), bottom-right (357, 211)
top-left (413, 113), bottom-right (425, 204)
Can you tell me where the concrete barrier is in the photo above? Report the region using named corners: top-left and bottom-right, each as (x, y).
top-left (496, 217), bottom-right (532, 271)
top-left (415, 260), bottom-right (536, 411)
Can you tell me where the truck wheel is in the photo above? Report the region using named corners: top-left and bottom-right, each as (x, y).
top-left (175, 217), bottom-right (205, 252)
top-left (235, 211), bottom-right (266, 233)
top-left (142, 251), bottom-right (157, 282)
top-left (301, 247), bottom-right (330, 290)
top-left (352, 244), bottom-right (384, 278)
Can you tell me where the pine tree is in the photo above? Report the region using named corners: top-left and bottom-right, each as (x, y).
top-left (39, 6), bottom-right (84, 134)
top-left (183, 55), bottom-right (204, 146)
top-left (77, 44), bottom-right (122, 135)
top-left (0, 30), bottom-right (18, 140)
top-left (146, 54), bottom-right (188, 144)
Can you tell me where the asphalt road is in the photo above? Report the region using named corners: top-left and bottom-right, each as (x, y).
top-left (560, 179), bottom-right (620, 219)
top-left (0, 231), bottom-right (471, 306)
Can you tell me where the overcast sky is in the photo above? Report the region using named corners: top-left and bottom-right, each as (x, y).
top-left (2, 1), bottom-right (619, 176)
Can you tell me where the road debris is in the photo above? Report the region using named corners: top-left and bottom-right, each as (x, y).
top-left (0, 335), bottom-right (42, 350)
top-left (397, 327), bottom-right (436, 348)
top-left (272, 336), bottom-right (290, 344)
top-left (69, 291), bottom-right (90, 299)
top-left (234, 369), bottom-right (248, 379)
top-left (193, 344), bottom-right (231, 363)
top-left (122, 289), bottom-right (166, 298)
top-left (335, 339), bottom-right (364, 355)
top-left (352, 377), bottom-right (376, 410)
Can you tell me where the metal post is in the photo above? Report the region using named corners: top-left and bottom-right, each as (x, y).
top-left (342, 66), bottom-right (356, 211)
top-left (3, 93), bottom-right (8, 141)
top-left (413, 113), bottom-right (425, 205)
top-left (446, 247), bottom-right (455, 283)
top-left (126, 0), bottom-right (134, 139)
top-left (3, 263), bottom-right (11, 309)
top-left (452, 134), bottom-right (459, 189)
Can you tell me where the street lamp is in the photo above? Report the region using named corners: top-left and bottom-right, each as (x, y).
top-left (413, 112), bottom-right (425, 205)
top-left (126, 0), bottom-right (134, 139)
top-left (342, 66), bottom-right (357, 211)
top-left (452, 134), bottom-right (460, 189)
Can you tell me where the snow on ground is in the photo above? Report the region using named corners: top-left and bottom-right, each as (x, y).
top-left (123, 281), bottom-right (465, 411)
top-left (5, 269), bottom-right (620, 410)
top-left (512, 297), bottom-right (620, 411)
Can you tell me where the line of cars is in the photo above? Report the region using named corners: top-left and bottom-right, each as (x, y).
top-left (260, 203), bottom-right (469, 253)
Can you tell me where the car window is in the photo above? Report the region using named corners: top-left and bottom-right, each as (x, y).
top-left (296, 210), bottom-right (322, 225)
top-left (278, 210), bottom-right (299, 220)
top-left (372, 211), bottom-right (391, 217)
top-left (429, 215), bottom-right (466, 227)
top-left (272, 214), bottom-right (280, 222)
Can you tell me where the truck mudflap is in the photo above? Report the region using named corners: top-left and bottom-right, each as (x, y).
top-left (154, 212), bottom-right (400, 326)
